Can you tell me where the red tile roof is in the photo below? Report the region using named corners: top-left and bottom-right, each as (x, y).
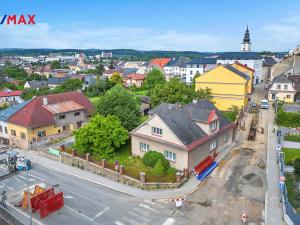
top-left (0, 90), bottom-right (23, 97)
top-left (9, 91), bottom-right (94, 129)
top-left (127, 74), bottom-right (145, 80)
top-left (150, 58), bottom-right (171, 68)
top-left (234, 61), bottom-right (255, 72)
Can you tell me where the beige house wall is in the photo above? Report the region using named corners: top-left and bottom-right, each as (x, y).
top-left (131, 135), bottom-right (188, 170)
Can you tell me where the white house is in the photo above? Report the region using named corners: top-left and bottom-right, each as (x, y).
top-left (217, 52), bottom-right (263, 84)
top-left (183, 58), bottom-right (217, 85)
top-left (0, 90), bottom-right (24, 104)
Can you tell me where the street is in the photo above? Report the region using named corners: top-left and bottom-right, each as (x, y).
top-left (1, 164), bottom-right (185, 225)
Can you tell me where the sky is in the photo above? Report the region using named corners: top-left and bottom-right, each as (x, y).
top-left (1, 0), bottom-right (300, 52)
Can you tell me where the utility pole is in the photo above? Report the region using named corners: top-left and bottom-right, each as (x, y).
top-left (25, 151), bottom-right (32, 225)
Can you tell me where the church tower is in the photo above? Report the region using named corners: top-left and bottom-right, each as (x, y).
top-left (241, 25), bottom-right (251, 52)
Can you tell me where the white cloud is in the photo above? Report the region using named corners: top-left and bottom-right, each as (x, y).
top-left (0, 23), bottom-right (234, 51)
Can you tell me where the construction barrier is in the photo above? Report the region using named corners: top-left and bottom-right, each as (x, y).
top-left (197, 162), bottom-right (218, 181)
top-left (30, 188), bottom-right (64, 218)
top-left (21, 185), bottom-right (45, 209)
top-left (193, 156), bottom-right (214, 176)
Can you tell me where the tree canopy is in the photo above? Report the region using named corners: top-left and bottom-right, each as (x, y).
top-left (50, 61), bottom-right (61, 69)
top-left (74, 114), bottom-right (129, 159)
top-left (95, 64), bottom-right (105, 76)
top-left (3, 65), bottom-right (28, 81)
top-left (86, 79), bottom-right (108, 97)
top-left (150, 78), bottom-right (213, 107)
top-left (58, 78), bottom-right (83, 92)
top-left (109, 72), bottom-right (123, 85)
top-left (95, 84), bottom-right (140, 131)
top-left (144, 68), bottom-right (166, 90)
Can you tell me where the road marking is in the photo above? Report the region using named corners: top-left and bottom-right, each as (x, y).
top-left (129, 211), bottom-right (149, 223)
top-left (6, 201), bottom-right (45, 225)
top-left (122, 216), bottom-right (140, 225)
top-left (59, 186), bottom-right (106, 207)
top-left (162, 218), bottom-right (175, 225)
top-left (115, 221), bottom-right (126, 225)
top-left (65, 205), bottom-right (94, 222)
top-left (92, 206), bottom-right (110, 219)
top-left (18, 175), bottom-right (35, 182)
top-left (6, 185), bottom-right (15, 191)
top-left (143, 199), bottom-right (155, 205)
top-left (138, 203), bottom-right (157, 212)
top-left (13, 176), bottom-right (26, 185)
top-left (132, 207), bottom-right (151, 216)
top-left (63, 194), bottom-right (74, 199)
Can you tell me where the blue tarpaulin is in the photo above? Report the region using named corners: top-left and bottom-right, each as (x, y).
top-left (197, 162), bottom-right (218, 181)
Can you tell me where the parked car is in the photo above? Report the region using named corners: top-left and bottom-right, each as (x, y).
top-left (260, 99), bottom-right (269, 109)
top-left (16, 157), bottom-right (31, 171)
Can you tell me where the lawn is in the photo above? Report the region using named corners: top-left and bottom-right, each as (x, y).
top-left (285, 173), bottom-right (300, 213)
top-left (283, 148), bottom-right (300, 165)
top-left (284, 133), bottom-right (300, 142)
top-left (276, 105), bottom-right (300, 128)
top-left (89, 96), bottom-right (101, 105)
top-left (107, 142), bottom-right (177, 183)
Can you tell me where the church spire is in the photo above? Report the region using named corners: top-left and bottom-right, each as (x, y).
top-left (241, 25), bottom-right (251, 52)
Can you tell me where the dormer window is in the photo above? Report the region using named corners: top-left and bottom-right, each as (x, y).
top-left (210, 121), bottom-right (218, 132)
top-left (277, 84), bottom-right (281, 89)
top-left (284, 85), bottom-right (288, 90)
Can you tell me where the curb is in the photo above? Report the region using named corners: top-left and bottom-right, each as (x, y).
top-left (30, 159), bottom-right (199, 200)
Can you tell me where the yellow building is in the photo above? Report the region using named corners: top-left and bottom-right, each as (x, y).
top-left (231, 61), bottom-right (254, 94)
top-left (7, 91), bottom-right (94, 149)
top-left (195, 65), bottom-right (250, 111)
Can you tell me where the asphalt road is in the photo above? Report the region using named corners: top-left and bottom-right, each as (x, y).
top-left (0, 164), bottom-right (184, 225)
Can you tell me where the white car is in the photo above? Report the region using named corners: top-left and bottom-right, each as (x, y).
top-left (260, 99), bottom-right (269, 109)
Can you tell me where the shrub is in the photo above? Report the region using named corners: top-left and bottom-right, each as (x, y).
top-left (153, 158), bottom-right (166, 176)
top-left (294, 157), bottom-right (300, 174)
top-left (143, 151), bottom-right (170, 169)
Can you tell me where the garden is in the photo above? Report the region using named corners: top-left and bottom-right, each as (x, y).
top-left (284, 133), bottom-right (300, 143)
top-left (276, 103), bottom-right (300, 128)
top-left (283, 148), bottom-right (300, 212)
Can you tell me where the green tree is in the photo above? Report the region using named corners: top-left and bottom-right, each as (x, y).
top-left (143, 150), bottom-right (170, 169)
top-left (153, 158), bottom-right (166, 176)
top-left (50, 61), bottom-right (61, 69)
top-left (86, 79), bottom-right (108, 97)
top-left (95, 64), bottom-right (105, 77)
top-left (27, 73), bottom-right (47, 81)
top-left (109, 72), bottom-right (123, 85)
top-left (95, 84), bottom-right (140, 131)
top-left (109, 60), bottom-right (114, 69)
top-left (0, 68), bottom-right (5, 87)
top-left (195, 87), bottom-right (213, 102)
top-left (150, 78), bottom-right (193, 107)
top-left (144, 69), bottom-right (166, 90)
top-left (294, 157), bottom-right (300, 174)
top-left (59, 79), bottom-right (83, 92)
top-left (192, 72), bottom-right (201, 89)
top-left (4, 83), bottom-right (17, 90)
top-left (3, 65), bottom-right (28, 80)
top-left (74, 114), bottom-right (129, 159)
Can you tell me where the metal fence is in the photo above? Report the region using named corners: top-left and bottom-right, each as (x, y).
top-left (0, 205), bottom-right (24, 225)
top-left (277, 131), bottom-right (300, 225)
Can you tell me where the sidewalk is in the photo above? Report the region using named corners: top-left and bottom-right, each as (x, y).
top-left (15, 136), bottom-right (239, 200)
top-left (265, 107), bottom-right (286, 225)
top-left (18, 149), bottom-right (200, 199)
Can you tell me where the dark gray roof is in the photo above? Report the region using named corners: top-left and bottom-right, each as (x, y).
top-left (0, 100), bottom-right (31, 122)
top-left (165, 58), bottom-right (189, 67)
top-left (263, 56), bottom-right (277, 66)
top-left (27, 80), bottom-right (48, 88)
top-left (273, 74), bottom-right (292, 84)
top-left (186, 58), bottom-right (216, 65)
top-left (217, 52), bottom-right (262, 60)
top-left (47, 77), bottom-right (68, 85)
top-left (148, 100), bottom-right (230, 145)
top-left (224, 64), bottom-right (250, 81)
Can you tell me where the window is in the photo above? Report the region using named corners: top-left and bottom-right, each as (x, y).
top-left (11, 129), bottom-right (16, 136)
top-left (224, 132), bottom-right (229, 143)
top-left (21, 132), bottom-right (26, 140)
top-left (284, 85), bottom-right (288, 90)
top-left (74, 111), bottom-right (80, 116)
top-left (59, 114), bottom-right (65, 119)
top-left (140, 142), bottom-right (149, 152)
top-left (210, 121), bottom-right (217, 131)
top-left (0, 126), bottom-right (2, 133)
top-left (37, 131), bottom-right (46, 137)
top-left (277, 84), bottom-right (281, 89)
top-left (164, 150), bottom-right (176, 161)
top-left (4, 127), bottom-right (8, 134)
top-left (210, 140), bottom-right (217, 151)
top-left (190, 70), bottom-right (193, 75)
top-left (286, 95), bottom-right (291, 99)
top-left (152, 127), bottom-right (162, 136)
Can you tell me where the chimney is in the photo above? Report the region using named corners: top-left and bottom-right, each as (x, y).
top-left (193, 99), bottom-right (198, 104)
top-left (43, 97), bottom-right (48, 105)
